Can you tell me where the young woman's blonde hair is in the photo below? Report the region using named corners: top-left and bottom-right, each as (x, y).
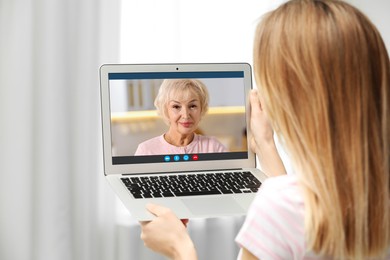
top-left (254, 0), bottom-right (390, 258)
top-left (154, 79), bottom-right (209, 125)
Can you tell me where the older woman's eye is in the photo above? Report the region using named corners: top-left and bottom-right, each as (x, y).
top-left (172, 105), bottom-right (181, 110)
top-left (189, 104), bottom-right (198, 109)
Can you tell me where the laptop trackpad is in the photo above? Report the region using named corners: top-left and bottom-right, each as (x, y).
top-left (182, 197), bottom-right (244, 215)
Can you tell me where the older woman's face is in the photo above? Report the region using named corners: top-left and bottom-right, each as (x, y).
top-left (166, 90), bottom-right (202, 136)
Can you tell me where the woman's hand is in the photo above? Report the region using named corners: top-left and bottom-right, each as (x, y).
top-left (250, 89), bottom-right (286, 177)
top-left (249, 89), bottom-right (275, 152)
top-left (140, 203), bottom-right (197, 260)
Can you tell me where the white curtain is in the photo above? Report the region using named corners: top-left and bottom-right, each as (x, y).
top-left (0, 0), bottom-right (119, 259)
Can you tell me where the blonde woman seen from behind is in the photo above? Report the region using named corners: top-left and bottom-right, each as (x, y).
top-left (139, 0), bottom-right (390, 259)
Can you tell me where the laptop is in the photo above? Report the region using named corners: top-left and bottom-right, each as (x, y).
top-left (99, 63), bottom-right (267, 221)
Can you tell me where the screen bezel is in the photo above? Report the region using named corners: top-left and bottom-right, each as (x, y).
top-left (100, 63), bottom-right (256, 175)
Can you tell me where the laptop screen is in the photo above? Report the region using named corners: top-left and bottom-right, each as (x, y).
top-left (108, 70), bottom-right (249, 165)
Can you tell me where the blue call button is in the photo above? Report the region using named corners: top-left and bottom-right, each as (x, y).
top-left (164, 155), bottom-right (171, 162)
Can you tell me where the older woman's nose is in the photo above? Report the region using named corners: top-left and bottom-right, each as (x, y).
top-left (181, 107), bottom-right (190, 118)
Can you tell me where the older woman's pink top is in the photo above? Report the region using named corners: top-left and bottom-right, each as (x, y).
top-left (134, 134), bottom-right (227, 155)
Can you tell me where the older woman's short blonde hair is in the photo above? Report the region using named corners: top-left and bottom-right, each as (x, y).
top-left (154, 79), bottom-right (209, 124)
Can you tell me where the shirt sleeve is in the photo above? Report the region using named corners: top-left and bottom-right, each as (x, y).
top-left (235, 176), bottom-right (306, 260)
top-left (134, 136), bottom-right (163, 155)
top-left (134, 141), bottom-right (150, 155)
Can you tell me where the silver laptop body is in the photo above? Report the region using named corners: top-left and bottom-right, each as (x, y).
top-left (100, 63), bottom-right (267, 221)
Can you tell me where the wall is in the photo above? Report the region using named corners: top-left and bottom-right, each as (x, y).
top-left (349, 0), bottom-right (390, 50)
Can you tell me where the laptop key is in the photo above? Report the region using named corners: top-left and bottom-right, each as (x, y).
top-left (142, 193), bottom-right (153, 198)
top-left (162, 191), bottom-right (175, 197)
top-left (174, 189), bottom-right (221, 197)
top-left (121, 178), bottom-right (131, 184)
top-left (129, 177), bottom-right (141, 183)
top-left (133, 193), bottom-right (143, 199)
top-left (220, 189), bottom-right (233, 194)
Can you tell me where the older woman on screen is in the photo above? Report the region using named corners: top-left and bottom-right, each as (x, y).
top-left (134, 79), bottom-right (227, 155)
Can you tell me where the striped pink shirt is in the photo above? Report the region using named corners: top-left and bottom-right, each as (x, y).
top-left (236, 175), bottom-right (390, 259)
top-left (134, 134), bottom-right (228, 155)
top-left (236, 174), bottom-right (318, 259)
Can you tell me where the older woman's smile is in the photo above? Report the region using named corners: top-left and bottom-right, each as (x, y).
top-left (180, 121), bottom-right (193, 128)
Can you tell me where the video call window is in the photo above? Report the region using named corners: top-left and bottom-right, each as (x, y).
top-left (109, 71), bottom-right (248, 164)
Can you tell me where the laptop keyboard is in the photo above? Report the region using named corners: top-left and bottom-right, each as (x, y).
top-left (121, 171), bottom-right (261, 199)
